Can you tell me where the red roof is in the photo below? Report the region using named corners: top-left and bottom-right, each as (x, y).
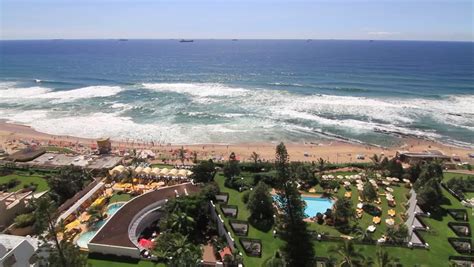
top-left (219, 246), bottom-right (232, 259)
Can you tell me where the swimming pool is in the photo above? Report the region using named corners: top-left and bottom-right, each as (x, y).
top-left (76, 202), bottom-right (124, 248)
top-left (106, 202), bottom-right (124, 216)
top-left (273, 195), bottom-right (333, 217)
top-left (302, 196), bottom-right (333, 217)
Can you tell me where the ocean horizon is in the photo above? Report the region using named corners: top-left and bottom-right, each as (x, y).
top-left (0, 39), bottom-right (473, 147)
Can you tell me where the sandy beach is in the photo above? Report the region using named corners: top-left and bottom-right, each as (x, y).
top-left (1, 121), bottom-right (472, 164)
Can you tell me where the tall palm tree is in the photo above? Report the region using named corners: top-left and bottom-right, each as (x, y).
top-left (328, 240), bottom-right (364, 267)
top-left (251, 152), bottom-right (260, 165)
top-left (317, 157), bottom-right (326, 173)
top-left (374, 246), bottom-right (399, 267)
top-left (168, 210), bottom-right (195, 235)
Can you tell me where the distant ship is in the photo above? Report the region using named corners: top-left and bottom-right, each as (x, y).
top-left (231, 39), bottom-right (238, 41)
top-left (179, 39), bottom-right (194, 43)
top-left (118, 39), bottom-right (128, 41)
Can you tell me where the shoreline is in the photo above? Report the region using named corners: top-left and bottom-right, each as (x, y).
top-left (0, 121), bottom-right (472, 164)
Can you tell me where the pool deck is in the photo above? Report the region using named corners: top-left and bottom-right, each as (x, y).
top-left (89, 183), bottom-right (199, 248)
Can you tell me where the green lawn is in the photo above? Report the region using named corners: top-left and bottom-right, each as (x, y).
top-left (312, 172), bottom-right (474, 266)
top-left (109, 192), bottom-right (132, 203)
top-left (307, 172), bottom-right (409, 239)
top-left (0, 173), bottom-right (49, 192)
top-left (215, 173), bottom-right (284, 266)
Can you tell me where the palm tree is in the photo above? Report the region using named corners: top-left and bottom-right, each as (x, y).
top-left (374, 246), bottom-right (399, 267)
top-left (370, 154), bottom-right (382, 170)
top-left (178, 146), bottom-right (186, 165)
top-left (328, 240), bottom-right (364, 267)
top-left (317, 158), bottom-right (326, 173)
top-left (168, 210), bottom-right (195, 235)
top-left (251, 152), bottom-right (260, 166)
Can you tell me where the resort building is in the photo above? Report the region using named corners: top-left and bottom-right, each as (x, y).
top-left (396, 150), bottom-right (451, 165)
top-left (0, 190), bottom-right (46, 231)
top-left (0, 234), bottom-right (40, 267)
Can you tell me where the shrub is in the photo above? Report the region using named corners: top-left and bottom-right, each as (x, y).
top-left (362, 204), bottom-right (382, 216)
top-left (242, 191), bottom-right (250, 204)
top-left (14, 213), bottom-right (35, 228)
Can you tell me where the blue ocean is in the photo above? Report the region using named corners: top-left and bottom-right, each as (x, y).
top-left (0, 40), bottom-right (473, 146)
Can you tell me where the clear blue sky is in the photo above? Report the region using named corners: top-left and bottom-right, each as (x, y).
top-left (1, 0), bottom-right (472, 41)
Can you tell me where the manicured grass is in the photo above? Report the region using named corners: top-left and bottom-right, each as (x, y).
top-left (0, 173), bottom-right (49, 192)
top-left (215, 173), bottom-right (284, 266)
top-left (109, 192), bottom-right (132, 203)
top-left (312, 172), bottom-right (474, 266)
top-left (307, 172), bottom-right (409, 239)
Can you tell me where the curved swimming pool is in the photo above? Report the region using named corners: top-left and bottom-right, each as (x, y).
top-left (76, 202), bottom-right (125, 249)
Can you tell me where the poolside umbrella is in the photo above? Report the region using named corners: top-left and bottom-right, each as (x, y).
top-left (344, 175), bottom-right (350, 179)
top-left (357, 203), bottom-right (364, 209)
top-left (169, 169), bottom-right (178, 176)
top-left (143, 167), bottom-right (152, 175)
top-left (135, 166), bottom-right (143, 176)
top-left (344, 181), bottom-right (351, 186)
top-left (382, 181), bottom-right (390, 186)
top-left (386, 187), bottom-right (394, 192)
top-left (337, 175), bottom-right (343, 179)
top-left (160, 168), bottom-right (169, 176)
top-left (186, 170), bottom-right (193, 176)
top-left (152, 168), bottom-right (161, 177)
top-left (376, 173), bottom-right (382, 178)
top-left (385, 218), bottom-right (395, 226)
top-left (388, 209), bottom-right (396, 217)
top-left (403, 179), bottom-right (411, 183)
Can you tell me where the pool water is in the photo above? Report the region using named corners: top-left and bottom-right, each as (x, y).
top-left (76, 202), bottom-right (124, 248)
top-left (303, 196), bottom-right (333, 217)
top-left (106, 202), bottom-right (123, 216)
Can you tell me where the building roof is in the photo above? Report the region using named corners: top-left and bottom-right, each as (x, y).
top-left (397, 150), bottom-right (451, 159)
top-left (0, 234), bottom-right (38, 251)
top-left (90, 183), bottom-right (199, 248)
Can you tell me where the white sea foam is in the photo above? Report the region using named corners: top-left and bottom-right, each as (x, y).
top-left (0, 81), bottom-right (472, 145)
top-left (142, 83), bottom-right (250, 97)
top-left (38, 86), bottom-right (123, 103)
top-left (0, 83), bottom-right (123, 103)
top-left (0, 82), bottom-right (52, 99)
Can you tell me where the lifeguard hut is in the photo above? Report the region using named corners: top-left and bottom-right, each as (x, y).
top-left (97, 138), bottom-right (112, 154)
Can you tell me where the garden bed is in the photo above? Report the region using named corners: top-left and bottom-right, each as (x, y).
top-left (229, 220), bottom-right (249, 236)
top-left (447, 209), bottom-right (469, 222)
top-left (448, 222), bottom-right (471, 237)
top-left (215, 192), bottom-right (229, 204)
top-left (220, 205), bottom-right (238, 218)
top-left (240, 238), bottom-right (262, 257)
top-left (448, 238), bottom-right (473, 255)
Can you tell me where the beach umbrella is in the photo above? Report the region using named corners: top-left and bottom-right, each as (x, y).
top-left (344, 175), bottom-right (350, 179)
top-left (344, 181), bottom-right (351, 186)
top-left (386, 187), bottom-right (394, 192)
top-left (169, 169), bottom-right (178, 176)
top-left (385, 218), bottom-right (395, 226)
top-left (143, 167), bottom-right (152, 175)
top-left (367, 225), bottom-right (376, 232)
top-left (403, 179), bottom-right (411, 183)
top-left (152, 168), bottom-right (161, 177)
top-left (135, 166), bottom-right (143, 175)
top-left (357, 203), bottom-right (364, 209)
top-left (160, 168), bottom-right (169, 176)
top-left (337, 175), bottom-right (343, 179)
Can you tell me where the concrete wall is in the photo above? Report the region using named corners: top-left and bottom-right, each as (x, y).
top-left (209, 201), bottom-right (236, 252)
top-left (88, 243), bottom-right (140, 259)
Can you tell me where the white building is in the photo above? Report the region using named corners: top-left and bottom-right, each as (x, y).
top-left (0, 234), bottom-right (40, 267)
